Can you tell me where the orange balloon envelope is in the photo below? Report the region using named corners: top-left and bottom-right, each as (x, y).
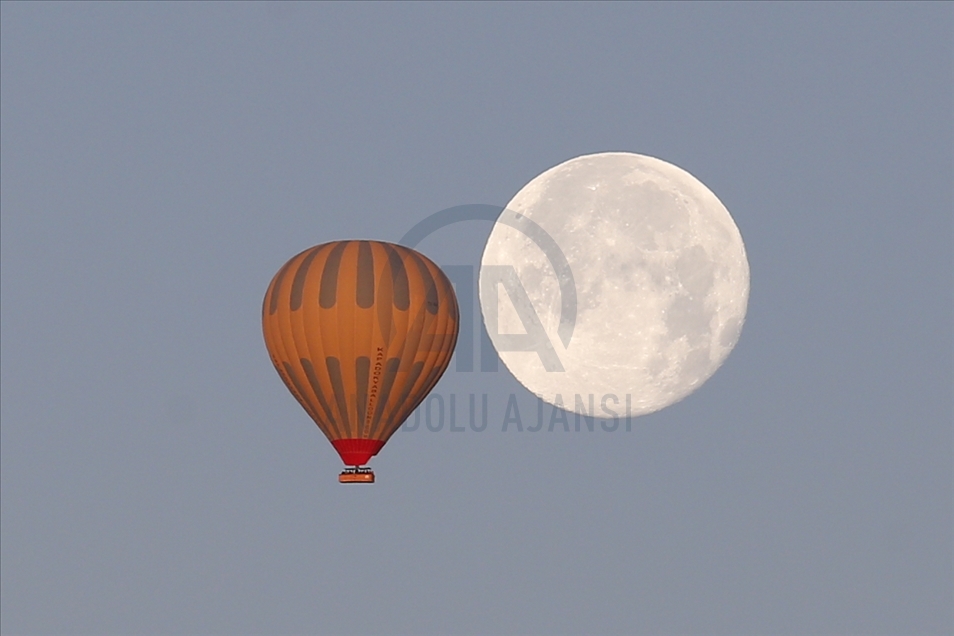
top-left (262, 240), bottom-right (459, 479)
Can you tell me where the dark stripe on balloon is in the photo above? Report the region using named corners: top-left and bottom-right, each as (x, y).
top-left (268, 257), bottom-right (297, 315)
top-left (325, 356), bottom-right (352, 434)
top-left (429, 267), bottom-right (460, 356)
top-left (279, 361), bottom-right (331, 437)
top-left (278, 362), bottom-right (313, 418)
top-left (419, 363), bottom-right (445, 406)
top-left (385, 360), bottom-right (425, 430)
top-left (367, 357), bottom-right (401, 439)
top-left (396, 355), bottom-right (452, 441)
top-left (355, 356), bottom-right (370, 438)
top-left (290, 247), bottom-right (322, 312)
top-left (382, 244), bottom-right (410, 311)
top-left (398, 300), bottom-right (456, 439)
top-left (298, 357), bottom-right (343, 440)
top-left (439, 268), bottom-right (460, 322)
top-left (407, 251), bottom-right (439, 315)
top-left (319, 241), bottom-right (348, 309)
top-left (408, 264), bottom-right (442, 356)
top-left (275, 361), bottom-right (312, 419)
top-left (356, 241), bottom-right (375, 309)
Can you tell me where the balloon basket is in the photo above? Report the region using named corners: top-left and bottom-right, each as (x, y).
top-left (339, 467), bottom-right (375, 484)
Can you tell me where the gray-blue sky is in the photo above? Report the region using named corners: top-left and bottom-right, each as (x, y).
top-left (1, 3), bottom-right (951, 634)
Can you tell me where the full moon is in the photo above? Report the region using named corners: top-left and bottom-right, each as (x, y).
top-left (479, 152), bottom-right (750, 416)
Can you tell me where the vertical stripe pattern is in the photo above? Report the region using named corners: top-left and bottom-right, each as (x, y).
top-left (262, 240), bottom-right (459, 453)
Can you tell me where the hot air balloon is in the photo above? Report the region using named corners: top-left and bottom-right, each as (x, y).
top-left (262, 240), bottom-right (459, 483)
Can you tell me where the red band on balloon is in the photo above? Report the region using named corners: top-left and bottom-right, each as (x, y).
top-left (332, 439), bottom-right (385, 467)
